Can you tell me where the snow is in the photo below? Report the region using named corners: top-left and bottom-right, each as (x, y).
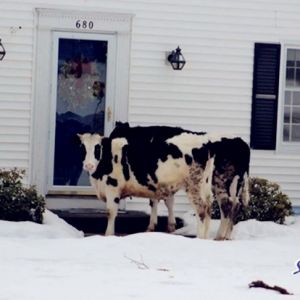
top-left (0, 209), bottom-right (300, 300)
top-left (0, 210), bottom-right (84, 239)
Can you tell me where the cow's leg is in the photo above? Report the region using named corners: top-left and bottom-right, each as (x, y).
top-left (215, 175), bottom-right (240, 240)
top-left (202, 156), bottom-right (214, 239)
top-left (147, 199), bottom-right (158, 232)
top-left (215, 192), bottom-right (230, 240)
top-left (224, 173), bottom-right (249, 239)
top-left (147, 196), bottom-right (176, 233)
top-left (187, 190), bottom-right (212, 239)
top-left (164, 195), bottom-right (176, 233)
top-left (90, 177), bottom-right (102, 200)
top-left (105, 188), bottom-right (120, 236)
top-left (224, 196), bottom-right (240, 240)
top-left (202, 187), bottom-right (213, 239)
top-left (241, 173), bottom-right (250, 207)
top-left (204, 198), bottom-right (212, 239)
top-left (186, 163), bottom-right (214, 239)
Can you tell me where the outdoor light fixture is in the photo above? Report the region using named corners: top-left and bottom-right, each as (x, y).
top-left (0, 39), bottom-right (6, 61)
top-left (167, 46), bottom-right (186, 70)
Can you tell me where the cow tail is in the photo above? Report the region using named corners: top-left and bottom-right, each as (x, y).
top-left (241, 173), bottom-right (250, 207)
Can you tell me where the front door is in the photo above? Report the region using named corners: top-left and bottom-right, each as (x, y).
top-left (48, 32), bottom-right (115, 194)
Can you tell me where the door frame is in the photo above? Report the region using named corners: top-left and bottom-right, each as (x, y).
top-left (31, 8), bottom-right (133, 199)
top-left (48, 31), bottom-right (116, 193)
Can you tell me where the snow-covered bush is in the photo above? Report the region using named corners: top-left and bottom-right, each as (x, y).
top-left (212, 177), bottom-right (294, 224)
top-left (0, 168), bottom-right (45, 223)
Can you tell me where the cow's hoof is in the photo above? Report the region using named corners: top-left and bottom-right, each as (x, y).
top-left (214, 237), bottom-right (227, 241)
top-left (167, 224), bottom-right (176, 233)
top-left (146, 226), bottom-right (156, 232)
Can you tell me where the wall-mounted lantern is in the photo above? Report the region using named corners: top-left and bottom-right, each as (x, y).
top-left (167, 46), bottom-right (186, 70)
top-left (0, 40), bottom-right (6, 61)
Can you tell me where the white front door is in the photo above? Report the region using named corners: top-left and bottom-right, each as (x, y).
top-left (48, 31), bottom-right (115, 193)
top-left (33, 9), bottom-right (132, 211)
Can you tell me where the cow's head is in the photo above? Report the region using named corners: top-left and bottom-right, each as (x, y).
top-left (77, 133), bottom-right (103, 174)
top-left (110, 121), bottom-right (130, 139)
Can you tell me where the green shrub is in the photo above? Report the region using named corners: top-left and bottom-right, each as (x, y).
top-left (211, 177), bottom-right (294, 224)
top-left (0, 168), bottom-right (45, 223)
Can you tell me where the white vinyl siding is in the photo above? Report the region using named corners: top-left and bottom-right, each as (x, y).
top-left (0, 2), bottom-right (34, 183)
top-left (0, 0), bottom-right (300, 214)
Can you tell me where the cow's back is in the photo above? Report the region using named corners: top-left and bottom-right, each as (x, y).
top-left (110, 122), bottom-right (202, 143)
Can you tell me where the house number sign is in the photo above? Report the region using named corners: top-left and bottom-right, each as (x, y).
top-left (75, 20), bottom-right (94, 29)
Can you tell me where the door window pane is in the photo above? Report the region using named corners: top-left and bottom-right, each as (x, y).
top-left (53, 38), bottom-right (107, 186)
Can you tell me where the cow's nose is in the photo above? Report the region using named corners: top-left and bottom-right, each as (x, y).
top-left (84, 163), bottom-right (94, 171)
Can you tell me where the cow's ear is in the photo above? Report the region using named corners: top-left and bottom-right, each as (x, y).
top-left (115, 121), bottom-right (129, 128)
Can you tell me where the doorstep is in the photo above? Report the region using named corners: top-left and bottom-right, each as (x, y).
top-left (50, 208), bottom-right (184, 235)
top-left (51, 206), bottom-right (300, 236)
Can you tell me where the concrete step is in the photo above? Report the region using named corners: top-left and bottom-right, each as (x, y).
top-left (51, 208), bottom-right (184, 235)
top-left (51, 207), bottom-right (299, 236)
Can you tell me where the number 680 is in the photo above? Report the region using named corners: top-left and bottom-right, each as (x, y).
top-left (76, 20), bottom-right (94, 29)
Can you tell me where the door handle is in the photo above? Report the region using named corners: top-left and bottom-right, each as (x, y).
top-left (107, 106), bottom-right (112, 121)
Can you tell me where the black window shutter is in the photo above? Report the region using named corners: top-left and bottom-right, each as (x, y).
top-left (250, 43), bottom-right (281, 150)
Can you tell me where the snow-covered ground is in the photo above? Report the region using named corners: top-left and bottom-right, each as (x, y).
top-left (0, 209), bottom-right (299, 300)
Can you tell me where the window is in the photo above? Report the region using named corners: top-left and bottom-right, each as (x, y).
top-left (283, 49), bottom-right (300, 143)
top-left (250, 43), bottom-right (300, 153)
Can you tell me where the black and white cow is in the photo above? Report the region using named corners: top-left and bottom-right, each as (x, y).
top-left (78, 132), bottom-right (216, 238)
top-left (109, 122), bottom-right (195, 232)
top-left (110, 122), bottom-right (250, 240)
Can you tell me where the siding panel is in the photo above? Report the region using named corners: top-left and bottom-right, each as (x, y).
top-left (0, 1), bottom-right (33, 180)
top-left (0, 143), bottom-right (29, 150)
top-left (0, 118), bottom-right (30, 127)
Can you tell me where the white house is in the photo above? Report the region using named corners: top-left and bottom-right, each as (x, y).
top-left (0, 0), bottom-right (300, 216)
